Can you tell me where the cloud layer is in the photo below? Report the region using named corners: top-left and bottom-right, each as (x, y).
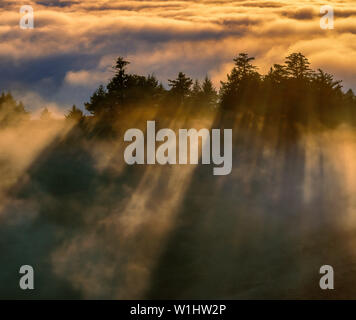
top-left (1, 0), bottom-right (356, 111)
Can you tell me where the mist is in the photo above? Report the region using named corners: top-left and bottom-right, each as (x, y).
top-left (1, 52), bottom-right (356, 299)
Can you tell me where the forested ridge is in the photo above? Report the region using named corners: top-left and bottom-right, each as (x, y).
top-left (1, 53), bottom-right (356, 299)
top-left (2, 52), bottom-right (356, 134)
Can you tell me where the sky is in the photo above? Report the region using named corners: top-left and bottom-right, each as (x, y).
top-left (1, 0), bottom-right (356, 115)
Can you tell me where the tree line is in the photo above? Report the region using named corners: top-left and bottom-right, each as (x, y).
top-left (1, 52), bottom-right (356, 130)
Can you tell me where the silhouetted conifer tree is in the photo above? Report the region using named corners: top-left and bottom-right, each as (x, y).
top-left (168, 72), bottom-right (193, 106)
top-left (0, 92), bottom-right (29, 126)
top-left (65, 105), bottom-right (84, 122)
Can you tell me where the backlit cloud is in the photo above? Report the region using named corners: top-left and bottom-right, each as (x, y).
top-left (0, 0), bottom-right (355, 110)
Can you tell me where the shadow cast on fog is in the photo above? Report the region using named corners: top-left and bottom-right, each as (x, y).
top-left (1, 107), bottom-right (356, 299)
top-left (146, 107), bottom-right (356, 299)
